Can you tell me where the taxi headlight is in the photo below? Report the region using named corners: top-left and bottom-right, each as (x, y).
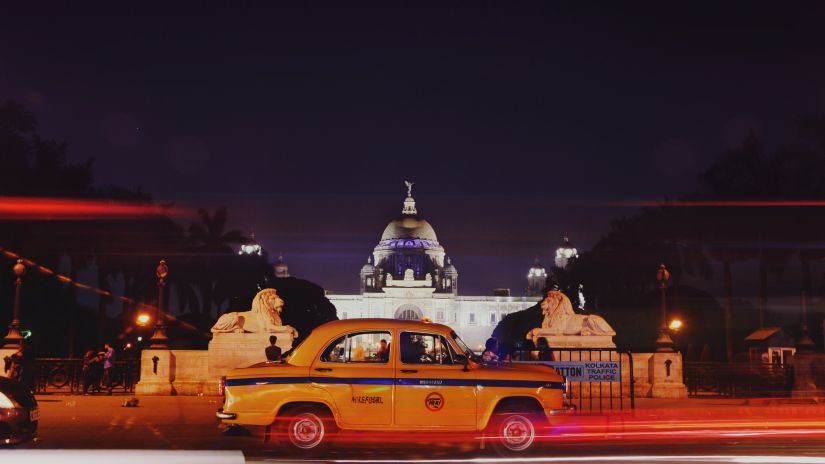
top-left (0, 392), bottom-right (15, 409)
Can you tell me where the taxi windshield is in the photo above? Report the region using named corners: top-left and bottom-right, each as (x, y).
top-left (450, 331), bottom-right (480, 362)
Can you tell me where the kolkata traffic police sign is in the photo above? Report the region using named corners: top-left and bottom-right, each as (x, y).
top-left (546, 361), bottom-right (621, 382)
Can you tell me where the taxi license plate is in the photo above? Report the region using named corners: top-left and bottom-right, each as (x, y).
top-left (29, 408), bottom-right (39, 422)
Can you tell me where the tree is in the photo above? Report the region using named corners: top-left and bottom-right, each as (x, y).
top-left (187, 207), bottom-right (247, 316)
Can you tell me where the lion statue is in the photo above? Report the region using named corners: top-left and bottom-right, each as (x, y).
top-left (211, 288), bottom-right (298, 338)
top-left (528, 290), bottom-right (615, 340)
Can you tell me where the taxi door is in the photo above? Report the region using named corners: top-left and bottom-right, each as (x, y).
top-left (394, 331), bottom-right (477, 428)
top-left (310, 331), bottom-right (394, 426)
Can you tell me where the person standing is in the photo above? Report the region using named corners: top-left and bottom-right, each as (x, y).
top-left (265, 335), bottom-right (281, 361)
top-left (101, 342), bottom-right (115, 395)
top-left (82, 349), bottom-right (102, 395)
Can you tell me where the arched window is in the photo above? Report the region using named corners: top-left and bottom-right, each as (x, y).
top-left (394, 304), bottom-right (422, 320)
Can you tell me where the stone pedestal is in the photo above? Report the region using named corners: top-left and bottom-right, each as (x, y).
top-left (135, 349), bottom-right (174, 395)
top-left (648, 352), bottom-right (688, 398)
top-left (208, 332), bottom-right (292, 379)
top-left (790, 350), bottom-right (824, 399)
top-left (135, 330), bottom-right (295, 395)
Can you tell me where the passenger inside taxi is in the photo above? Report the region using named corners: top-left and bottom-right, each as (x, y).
top-left (376, 339), bottom-right (390, 362)
top-left (400, 332), bottom-right (457, 364)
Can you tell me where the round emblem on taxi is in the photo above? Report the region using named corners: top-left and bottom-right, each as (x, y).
top-left (424, 392), bottom-right (444, 412)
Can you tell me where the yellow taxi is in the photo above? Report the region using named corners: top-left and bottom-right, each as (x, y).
top-left (217, 318), bottom-right (566, 455)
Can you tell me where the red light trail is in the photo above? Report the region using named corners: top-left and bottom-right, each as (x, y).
top-left (0, 197), bottom-right (190, 219)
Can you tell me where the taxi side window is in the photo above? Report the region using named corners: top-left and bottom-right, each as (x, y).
top-left (320, 332), bottom-right (392, 364)
top-left (400, 332), bottom-right (456, 365)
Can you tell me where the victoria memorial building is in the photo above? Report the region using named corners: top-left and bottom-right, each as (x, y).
top-left (324, 186), bottom-right (577, 350)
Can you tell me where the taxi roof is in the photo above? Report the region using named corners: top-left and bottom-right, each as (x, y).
top-left (314, 318), bottom-right (453, 333)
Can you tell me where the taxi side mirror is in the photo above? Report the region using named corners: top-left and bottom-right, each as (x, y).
top-left (456, 354), bottom-right (470, 372)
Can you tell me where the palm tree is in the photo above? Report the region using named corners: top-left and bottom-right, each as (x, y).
top-left (187, 207), bottom-right (246, 316)
top-left (695, 131), bottom-right (767, 361)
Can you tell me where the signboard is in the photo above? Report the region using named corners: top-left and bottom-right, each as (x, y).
top-left (545, 361), bottom-right (621, 382)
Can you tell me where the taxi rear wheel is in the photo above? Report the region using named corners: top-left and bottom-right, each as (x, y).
top-left (488, 411), bottom-right (542, 455)
top-left (278, 406), bottom-right (335, 455)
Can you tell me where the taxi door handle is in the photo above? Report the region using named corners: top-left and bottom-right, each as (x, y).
top-left (314, 368), bottom-right (333, 372)
top-left (400, 369), bottom-right (418, 374)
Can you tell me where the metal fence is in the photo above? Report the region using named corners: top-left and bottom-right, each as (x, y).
top-left (511, 348), bottom-right (634, 414)
top-left (684, 361), bottom-right (793, 397)
top-left (32, 358), bottom-right (140, 394)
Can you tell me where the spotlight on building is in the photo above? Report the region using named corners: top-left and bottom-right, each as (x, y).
top-left (239, 231), bottom-right (263, 256)
top-left (554, 236), bottom-right (578, 269)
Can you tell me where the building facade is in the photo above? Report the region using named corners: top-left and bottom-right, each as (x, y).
top-left (327, 188), bottom-right (542, 351)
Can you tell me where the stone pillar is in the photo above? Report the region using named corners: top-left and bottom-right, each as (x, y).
top-left (649, 352), bottom-right (688, 398)
top-left (631, 353), bottom-right (653, 397)
top-left (206, 331), bottom-right (295, 394)
top-left (135, 349), bottom-right (174, 395)
top-left (790, 350), bottom-right (823, 400)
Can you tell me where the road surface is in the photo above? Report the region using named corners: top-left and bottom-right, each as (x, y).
top-left (7, 395), bottom-right (825, 463)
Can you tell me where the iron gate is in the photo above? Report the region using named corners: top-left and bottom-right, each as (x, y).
top-left (32, 358), bottom-right (140, 394)
top-left (684, 361), bottom-right (794, 397)
top-left (512, 347), bottom-right (635, 414)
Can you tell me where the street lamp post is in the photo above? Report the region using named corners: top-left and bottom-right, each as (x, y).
top-left (149, 259), bottom-right (169, 349)
top-left (2, 259), bottom-right (26, 348)
top-left (655, 263), bottom-right (675, 352)
top-left (796, 290), bottom-right (815, 351)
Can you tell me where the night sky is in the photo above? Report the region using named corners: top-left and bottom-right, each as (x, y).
top-left (3, 2), bottom-right (825, 296)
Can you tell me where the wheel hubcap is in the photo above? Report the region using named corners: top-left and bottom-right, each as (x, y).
top-left (500, 415), bottom-right (535, 451)
top-left (289, 412), bottom-right (325, 449)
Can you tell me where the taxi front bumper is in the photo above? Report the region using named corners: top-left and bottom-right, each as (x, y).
top-left (216, 408), bottom-right (275, 426)
top-left (546, 405), bottom-right (577, 416)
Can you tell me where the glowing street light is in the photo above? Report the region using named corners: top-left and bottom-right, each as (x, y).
top-left (136, 313), bottom-right (151, 327)
top-left (669, 319), bottom-right (683, 331)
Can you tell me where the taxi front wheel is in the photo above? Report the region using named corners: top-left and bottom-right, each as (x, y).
top-left (279, 406), bottom-right (335, 456)
top-left (488, 411), bottom-right (542, 455)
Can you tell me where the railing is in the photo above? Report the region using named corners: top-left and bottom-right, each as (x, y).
top-left (33, 358), bottom-right (140, 394)
top-left (684, 362), bottom-right (793, 397)
top-left (511, 348), bottom-right (634, 414)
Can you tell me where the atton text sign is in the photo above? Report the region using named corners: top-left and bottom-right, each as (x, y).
top-left (546, 361), bottom-right (621, 382)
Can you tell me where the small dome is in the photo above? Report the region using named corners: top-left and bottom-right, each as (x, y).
top-left (274, 253), bottom-right (290, 278)
top-left (528, 257), bottom-right (546, 277)
top-left (361, 256), bottom-right (375, 273)
top-left (554, 235), bottom-right (578, 268)
top-left (557, 235), bottom-right (576, 251)
top-left (444, 256), bottom-right (457, 275)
